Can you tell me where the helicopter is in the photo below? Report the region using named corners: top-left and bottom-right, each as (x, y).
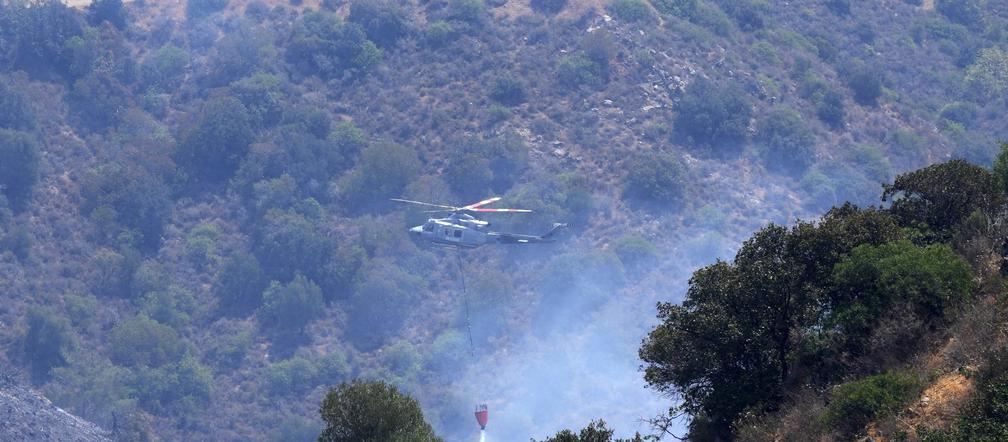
top-left (391, 197), bottom-right (569, 248)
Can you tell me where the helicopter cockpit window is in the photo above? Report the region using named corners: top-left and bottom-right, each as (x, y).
top-left (453, 230), bottom-right (462, 238)
top-left (423, 224), bottom-right (434, 232)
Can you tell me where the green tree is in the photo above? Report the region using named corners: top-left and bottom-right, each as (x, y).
top-left (882, 159), bottom-right (1002, 237)
top-left (535, 420), bottom-right (644, 442)
top-left (607, 0), bottom-right (653, 22)
top-left (821, 372), bottom-right (922, 435)
top-left (992, 142), bottom-right (1008, 196)
top-left (109, 315), bottom-right (186, 368)
top-left (845, 63), bottom-right (884, 106)
top-left (348, 0), bottom-right (410, 48)
top-left (81, 164), bottom-right (171, 251)
top-left (68, 71), bottom-right (130, 131)
top-left (23, 307), bottom-right (74, 381)
top-left (449, 0), bottom-right (486, 23)
top-left (531, 0), bottom-right (568, 14)
top-left (965, 47), bottom-right (1008, 97)
top-left (230, 72), bottom-right (285, 129)
top-left (755, 106), bottom-right (816, 175)
top-left (141, 45), bottom-right (189, 92)
top-left (258, 274), bottom-right (325, 336)
top-left (0, 129), bottom-right (39, 208)
top-left (216, 252), bottom-right (267, 316)
top-left (640, 205), bottom-right (902, 439)
top-left (186, 0), bottom-right (228, 19)
top-left (652, 0), bottom-right (697, 18)
top-left (936, 0), bottom-right (984, 26)
top-left (337, 141), bottom-right (420, 213)
top-left (828, 241), bottom-right (973, 354)
top-left (287, 12), bottom-right (381, 78)
top-left (623, 150), bottom-right (687, 208)
top-left (675, 79), bottom-right (751, 152)
top-left (318, 381), bottom-right (443, 442)
top-left (0, 80), bottom-right (37, 131)
top-left (816, 89), bottom-right (846, 129)
top-left (346, 262), bottom-right (425, 351)
top-left (489, 75), bottom-right (526, 106)
top-left (87, 0), bottom-right (127, 29)
top-left (254, 210), bottom-right (332, 282)
top-left (176, 96), bottom-right (255, 183)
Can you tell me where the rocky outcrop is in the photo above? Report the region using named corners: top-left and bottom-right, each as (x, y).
top-left (0, 373), bottom-right (111, 442)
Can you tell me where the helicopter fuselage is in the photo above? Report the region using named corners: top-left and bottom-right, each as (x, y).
top-left (409, 214), bottom-right (568, 248)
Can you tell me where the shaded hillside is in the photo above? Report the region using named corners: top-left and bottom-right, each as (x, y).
top-left (0, 0), bottom-right (1004, 440)
top-left (1, 371), bottom-right (111, 442)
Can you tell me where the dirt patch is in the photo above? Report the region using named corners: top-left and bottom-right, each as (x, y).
top-left (922, 0), bottom-right (935, 11)
top-left (902, 372), bottom-right (975, 439)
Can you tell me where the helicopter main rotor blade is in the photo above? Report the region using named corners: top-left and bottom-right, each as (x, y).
top-left (390, 198), bottom-right (459, 211)
top-left (470, 208), bottom-right (533, 213)
top-left (462, 196), bottom-right (502, 210)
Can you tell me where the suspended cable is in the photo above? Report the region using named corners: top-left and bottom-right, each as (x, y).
top-left (456, 247), bottom-right (476, 358)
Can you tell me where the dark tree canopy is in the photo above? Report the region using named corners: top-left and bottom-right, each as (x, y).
top-left (286, 12), bottom-right (381, 78)
top-left (22, 307), bottom-right (74, 382)
top-left (0, 129), bottom-right (39, 208)
top-left (755, 106), bottom-right (816, 175)
top-left (258, 274), bottom-right (325, 335)
top-left (623, 150), bottom-right (687, 208)
top-left (347, 0), bottom-right (410, 48)
top-left (318, 381), bottom-right (442, 442)
top-left (176, 96), bottom-right (255, 183)
top-left (0, 80), bottom-right (37, 131)
top-left (534, 420), bottom-right (644, 442)
top-left (675, 79), bottom-right (751, 152)
top-left (883, 159), bottom-right (1002, 236)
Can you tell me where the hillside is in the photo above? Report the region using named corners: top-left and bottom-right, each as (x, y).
top-left (0, 0), bottom-right (1005, 440)
top-left (0, 371), bottom-right (111, 442)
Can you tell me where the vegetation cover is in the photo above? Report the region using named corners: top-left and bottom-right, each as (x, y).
top-left (0, 0), bottom-right (1004, 441)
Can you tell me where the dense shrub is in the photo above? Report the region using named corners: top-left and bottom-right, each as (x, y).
top-left (0, 1), bottom-right (84, 77)
top-left (346, 262), bottom-right (426, 351)
top-left (23, 307), bottom-right (74, 381)
top-left (319, 381), bottom-right (442, 442)
top-left (81, 164), bottom-right (171, 251)
top-left (186, 0), bottom-right (228, 20)
top-left (965, 48), bottom-right (1008, 97)
top-left (755, 106), bottom-right (816, 175)
top-left (821, 372), bottom-right (921, 435)
top-left (935, 0), bottom-right (984, 26)
top-left (258, 274), bottom-right (325, 335)
top-left (557, 54), bottom-right (607, 89)
top-left (230, 73), bottom-right (285, 129)
top-left (87, 0), bottom-right (127, 29)
top-left (844, 63), bottom-right (884, 106)
top-left (674, 79), bottom-right (751, 152)
top-left (337, 141), bottom-right (421, 213)
top-left (68, 72), bottom-right (130, 131)
top-left (816, 89), bottom-right (846, 129)
top-left (287, 12), bottom-right (381, 78)
top-left (606, 0), bottom-right (653, 22)
top-left (425, 20), bottom-right (456, 47)
top-left (110, 315), bottom-right (186, 368)
top-left (652, 0), bottom-right (697, 18)
top-left (216, 252), bottom-right (267, 316)
top-left (0, 129), bottom-right (39, 208)
top-left (530, 0), bottom-right (568, 14)
top-left (176, 96), bottom-right (255, 184)
top-left (347, 0), bottom-right (410, 48)
top-left (623, 150), bottom-right (687, 208)
top-left (828, 241), bottom-right (973, 353)
top-left (883, 159), bottom-right (1002, 235)
top-left (254, 210), bottom-right (331, 282)
top-left (449, 0), bottom-right (486, 23)
top-left (0, 80), bottom-right (37, 131)
top-left (141, 45), bottom-right (189, 93)
top-left (489, 75), bottom-right (527, 106)
top-left (716, 0), bottom-right (770, 31)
